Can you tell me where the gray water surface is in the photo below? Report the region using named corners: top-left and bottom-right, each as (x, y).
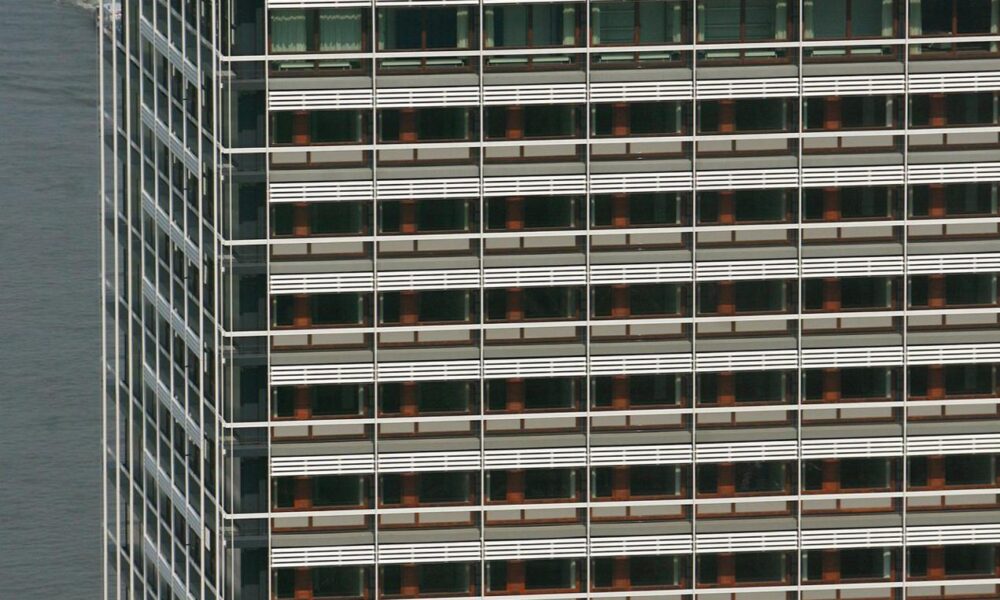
top-left (0, 0), bottom-right (102, 596)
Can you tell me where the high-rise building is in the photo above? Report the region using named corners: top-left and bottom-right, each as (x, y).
top-left (100, 0), bottom-right (1000, 598)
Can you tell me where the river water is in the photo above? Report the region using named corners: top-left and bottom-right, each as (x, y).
top-left (0, 0), bottom-right (102, 596)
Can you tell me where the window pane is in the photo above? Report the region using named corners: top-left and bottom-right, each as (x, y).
top-left (525, 469), bottom-right (577, 499)
top-left (594, 2), bottom-right (635, 43)
top-left (944, 454), bottom-right (993, 485)
top-left (319, 9), bottom-right (362, 51)
top-left (851, 0), bottom-right (885, 37)
top-left (418, 290), bottom-right (469, 323)
top-left (701, 0), bottom-right (740, 41)
top-left (945, 545), bottom-right (995, 575)
top-left (840, 549), bottom-right (889, 580)
top-left (809, 0), bottom-right (846, 39)
top-left (524, 559), bottom-right (576, 590)
top-left (420, 472), bottom-right (470, 503)
top-left (419, 564), bottom-right (471, 594)
top-left (840, 458), bottom-right (890, 489)
top-left (630, 465), bottom-right (678, 496)
top-left (315, 475), bottom-right (363, 506)
top-left (734, 280), bottom-right (785, 312)
top-left (313, 384), bottom-right (365, 416)
top-left (524, 105), bottom-right (577, 137)
top-left (271, 10), bottom-right (308, 53)
top-left (735, 552), bottom-right (785, 582)
top-left (735, 462), bottom-right (785, 492)
top-left (631, 555), bottom-right (679, 586)
top-left (418, 108), bottom-right (468, 141)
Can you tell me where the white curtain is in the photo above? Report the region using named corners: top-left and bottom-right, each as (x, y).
top-left (457, 8), bottom-right (470, 48)
top-left (881, 0), bottom-right (894, 36)
top-left (909, 0), bottom-right (922, 35)
top-left (319, 9), bottom-right (361, 52)
top-left (562, 4), bottom-right (577, 45)
top-left (271, 10), bottom-right (307, 53)
top-left (377, 10), bottom-right (393, 50)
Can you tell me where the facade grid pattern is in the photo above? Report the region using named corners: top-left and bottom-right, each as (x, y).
top-left (102, 0), bottom-right (1000, 598)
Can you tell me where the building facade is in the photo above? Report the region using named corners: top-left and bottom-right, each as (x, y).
top-left (100, 0), bottom-right (1000, 598)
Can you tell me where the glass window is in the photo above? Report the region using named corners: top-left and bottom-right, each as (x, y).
top-left (270, 9), bottom-right (364, 53)
top-left (735, 552), bottom-right (786, 582)
top-left (908, 547), bottom-right (928, 577)
top-left (524, 559), bottom-right (578, 590)
top-left (381, 565), bottom-right (401, 595)
top-left (735, 462), bottom-right (786, 492)
top-left (840, 367), bottom-right (892, 399)
top-left (526, 105), bottom-right (579, 138)
top-left (312, 293), bottom-right (364, 325)
top-left (630, 465), bottom-right (679, 496)
top-left (485, 4), bottom-right (579, 47)
top-left (908, 456), bottom-right (929, 487)
top-left (841, 96), bottom-right (892, 128)
top-left (524, 378), bottom-right (580, 410)
top-left (592, 0), bottom-right (687, 45)
top-left (698, 99), bottom-right (791, 133)
top-left (631, 373), bottom-right (682, 405)
top-left (420, 472), bottom-right (471, 503)
top-left (270, 9), bottom-right (308, 52)
top-left (378, 7), bottom-right (471, 50)
top-left (840, 548), bottom-right (890, 580)
top-left (416, 198), bottom-right (472, 232)
top-left (591, 374), bottom-right (683, 407)
top-left (380, 473), bottom-right (402, 505)
top-left (417, 381), bottom-right (474, 414)
top-left (945, 454), bottom-right (994, 486)
top-left (313, 384), bottom-right (367, 416)
top-left (592, 468), bottom-right (614, 498)
top-left (486, 470), bottom-right (508, 501)
top-left (734, 280), bottom-right (787, 312)
top-left (312, 110), bottom-right (361, 143)
top-left (523, 286), bottom-right (581, 319)
top-left (486, 561), bottom-right (507, 592)
top-left (315, 475), bottom-right (364, 506)
top-left (734, 371), bottom-right (787, 403)
top-left (418, 107), bottom-right (470, 141)
top-left (419, 564), bottom-right (472, 594)
top-left (593, 193), bottom-right (681, 226)
top-left (805, 0), bottom-right (894, 39)
top-left (697, 554), bottom-right (718, 584)
top-left (273, 478), bottom-right (295, 508)
top-left (631, 555), bottom-right (680, 586)
top-left (840, 458), bottom-right (891, 489)
top-left (522, 196), bottom-right (580, 229)
top-left (945, 274), bottom-right (997, 306)
top-left (912, 0), bottom-right (996, 35)
top-left (525, 469), bottom-right (579, 500)
top-left (275, 569), bottom-right (295, 598)
top-left (841, 277), bottom-right (893, 310)
top-left (312, 202), bottom-right (364, 235)
top-left (802, 460), bottom-right (823, 490)
top-left (592, 102), bottom-right (683, 136)
top-left (697, 463), bottom-right (719, 493)
top-left (735, 98), bottom-right (788, 130)
top-left (946, 92), bottom-right (997, 126)
top-left (417, 290), bottom-right (471, 323)
top-left (945, 365), bottom-right (995, 396)
top-left (945, 545), bottom-right (996, 575)
top-left (698, 0), bottom-right (789, 42)
top-left (313, 567), bottom-right (364, 597)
